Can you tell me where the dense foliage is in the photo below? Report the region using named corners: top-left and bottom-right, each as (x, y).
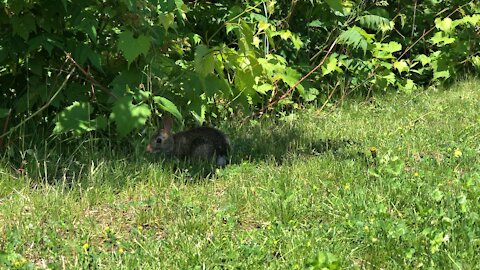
top-left (0, 0), bottom-right (479, 139)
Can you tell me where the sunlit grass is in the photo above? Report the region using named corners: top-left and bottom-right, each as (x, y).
top-left (1, 79), bottom-right (479, 269)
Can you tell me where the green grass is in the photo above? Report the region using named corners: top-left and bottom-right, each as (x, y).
top-left (1, 79), bottom-right (480, 269)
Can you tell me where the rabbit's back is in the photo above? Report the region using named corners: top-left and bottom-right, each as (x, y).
top-left (173, 127), bottom-right (230, 161)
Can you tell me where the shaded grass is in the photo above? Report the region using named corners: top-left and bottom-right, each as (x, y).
top-left (1, 79), bottom-right (480, 269)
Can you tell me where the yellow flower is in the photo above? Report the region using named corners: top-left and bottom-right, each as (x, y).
top-left (104, 226), bottom-right (111, 233)
top-left (82, 243), bottom-right (89, 250)
top-left (454, 148), bottom-right (462, 158)
top-left (137, 225), bottom-right (143, 231)
top-left (414, 172), bottom-right (419, 177)
top-left (344, 183), bottom-right (350, 190)
top-left (119, 247), bottom-right (124, 254)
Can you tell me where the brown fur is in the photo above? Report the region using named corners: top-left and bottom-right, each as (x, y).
top-left (146, 117), bottom-right (230, 166)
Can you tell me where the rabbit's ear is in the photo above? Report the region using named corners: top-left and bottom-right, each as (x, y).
top-left (162, 115), bottom-right (173, 131)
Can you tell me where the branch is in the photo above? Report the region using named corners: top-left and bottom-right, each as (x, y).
top-left (240, 38), bottom-right (338, 125)
top-left (0, 67), bottom-right (76, 139)
top-left (64, 52), bottom-right (118, 100)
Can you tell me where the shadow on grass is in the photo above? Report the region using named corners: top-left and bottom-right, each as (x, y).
top-left (230, 121), bottom-right (366, 166)
top-left (2, 119), bottom-right (367, 184)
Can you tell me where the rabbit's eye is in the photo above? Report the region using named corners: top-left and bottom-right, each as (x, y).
top-left (156, 137), bottom-right (162, 144)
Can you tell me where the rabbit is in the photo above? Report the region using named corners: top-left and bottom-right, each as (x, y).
top-left (146, 116), bottom-right (230, 166)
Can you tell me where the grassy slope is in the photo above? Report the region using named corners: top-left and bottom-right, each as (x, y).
top-left (1, 79), bottom-right (479, 269)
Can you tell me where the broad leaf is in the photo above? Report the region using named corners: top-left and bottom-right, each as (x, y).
top-left (53, 102), bottom-right (107, 134)
top-left (326, 0), bottom-right (343, 12)
top-left (415, 54), bottom-right (431, 66)
top-left (393, 60), bottom-right (409, 73)
top-left (253, 84), bottom-right (272, 95)
top-left (435, 17), bottom-right (453, 33)
top-left (158, 13), bottom-right (175, 31)
top-left (11, 15), bottom-right (36, 40)
top-left (110, 96), bottom-right (151, 137)
top-left (0, 108), bottom-right (10, 118)
top-left (153, 96), bottom-right (183, 121)
top-left (322, 56), bottom-right (339, 75)
top-left (118, 30), bottom-right (151, 66)
top-left (194, 45), bottom-right (215, 77)
top-left (339, 26), bottom-right (375, 54)
top-left (430, 32), bottom-right (455, 46)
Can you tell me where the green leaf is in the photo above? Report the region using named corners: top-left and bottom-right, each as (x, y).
top-left (70, 44), bottom-right (103, 71)
top-left (190, 103), bottom-right (206, 125)
top-left (191, 34), bottom-right (202, 45)
top-left (279, 30), bottom-right (292, 40)
top-left (225, 22), bottom-right (239, 34)
top-left (308, 20), bottom-right (325, 28)
top-left (325, 0), bottom-right (343, 12)
top-left (397, 79), bottom-right (416, 93)
top-left (235, 69), bottom-right (256, 98)
top-left (433, 70), bottom-right (450, 80)
top-left (118, 30), bottom-right (151, 66)
top-left (11, 15), bottom-right (36, 40)
top-left (435, 17), bottom-right (453, 33)
top-left (415, 54), bottom-right (431, 66)
top-left (110, 96), bottom-right (151, 137)
top-left (377, 70), bottom-right (396, 88)
top-left (372, 42), bottom-right (401, 59)
top-left (253, 84), bottom-right (272, 95)
top-left (202, 75), bottom-right (231, 97)
top-left (175, 0), bottom-right (188, 20)
top-left (236, 21), bottom-right (254, 53)
top-left (153, 96), bottom-right (183, 121)
top-left (339, 26), bottom-right (375, 54)
top-left (432, 188), bottom-right (444, 202)
top-left (460, 14), bottom-right (480, 26)
top-left (110, 70), bottom-right (143, 98)
top-left (290, 34), bottom-right (303, 50)
top-left (281, 67), bottom-right (304, 95)
top-left (74, 13), bottom-right (98, 42)
top-left (158, 12), bottom-right (175, 31)
top-left (53, 102), bottom-right (106, 134)
top-left (0, 251), bottom-right (22, 266)
top-left (0, 108), bottom-right (10, 118)
top-left (303, 87), bottom-right (319, 102)
top-left (322, 56), bottom-right (339, 75)
top-left (306, 251), bottom-right (341, 269)
top-left (393, 60), bottom-right (409, 73)
top-left (359, 14), bottom-right (391, 31)
top-left (194, 44), bottom-right (215, 77)
top-left (471, 56), bottom-right (480, 69)
top-left (430, 32), bottom-right (455, 46)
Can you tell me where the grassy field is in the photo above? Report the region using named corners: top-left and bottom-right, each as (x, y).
top-left (1, 79), bottom-right (479, 269)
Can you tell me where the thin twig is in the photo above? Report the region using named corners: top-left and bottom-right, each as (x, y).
top-left (206, 2), bottom-right (263, 45)
top-left (317, 81), bottom-right (340, 113)
top-left (64, 52), bottom-right (118, 100)
top-left (411, 0), bottom-right (417, 38)
top-left (0, 109), bottom-right (12, 148)
top-left (0, 67), bottom-right (76, 139)
top-left (398, 3), bottom-right (469, 60)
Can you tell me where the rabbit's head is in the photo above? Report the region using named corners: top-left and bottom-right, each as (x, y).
top-left (146, 116), bottom-right (175, 154)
